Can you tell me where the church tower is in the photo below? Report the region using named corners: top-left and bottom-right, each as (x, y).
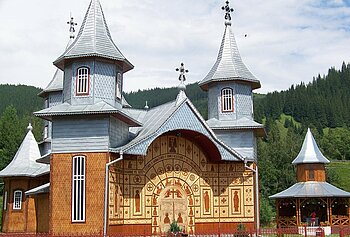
top-left (35, 0), bottom-right (140, 233)
top-left (199, 1), bottom-right (264, 161)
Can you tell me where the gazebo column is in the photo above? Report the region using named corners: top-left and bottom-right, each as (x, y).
top-left (276, 200), bottom-right (280, 227)
top-left (329, 198), bottom-right (333, 225)
top-left (348, 198), bottom-right (350, 220)
top-left (296, 198), bottom-right (301, 226)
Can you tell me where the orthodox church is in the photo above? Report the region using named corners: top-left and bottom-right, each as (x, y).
top-left (0, 0), bottom-right (264, 235)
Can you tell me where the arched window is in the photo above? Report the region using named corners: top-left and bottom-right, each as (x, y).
top-left (72, 155), bottom-right (86, 222)
top-left (221, 88), bottom-right (234, 112)
top-left (13, 190), bottom-right (22, 210)
top-left (116, 73), bottom-right (122, 99)
top-left (76, 67), bottom-right (90, 95)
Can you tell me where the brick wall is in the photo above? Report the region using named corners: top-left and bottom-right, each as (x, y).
top-left (50, 152), bottom-right (108, 234)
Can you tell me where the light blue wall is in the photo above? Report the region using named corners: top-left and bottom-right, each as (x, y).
top-left (52, 117), bottom-right (110, 153)
top-left (71, 61), bottom-right (95, 105)
top-left (215, 130), bottom-right (256, 161)
top-left (207, 82), bottom-right (253, 121)
top-left (63, 64), bottom-right (72, 104)
top-left (109, 116), bottom-right (129, 148)
top-left (51, 116), bottom-right (131, 153)
top-left (63, 59), bottom-right (123, 108)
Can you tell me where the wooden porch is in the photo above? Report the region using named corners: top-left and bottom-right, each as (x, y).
top-left (276, 197), bottom-right (350, 228)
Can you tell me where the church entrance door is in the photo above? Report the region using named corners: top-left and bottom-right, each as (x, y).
top-left (159, 186), bottom-right (187, 233)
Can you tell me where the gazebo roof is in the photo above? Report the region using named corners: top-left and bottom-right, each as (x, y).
top-left (0, 124), bottom-right (49, 178)
top-left (270, 181), bottom-right (350, 199)
top-left (292, 128), bottom-right (330, 165)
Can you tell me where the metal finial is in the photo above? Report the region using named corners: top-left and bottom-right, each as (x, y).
top-left (144, 101), bottom-right (149, 110)
top-left (27, 123), bottom-right (33, 131)
top-left (221, 0), bottom-right (234, 24)
top-left (67, 14), bottom-right (78, 39)
top-left (176, 63), bottom-right (189, 83)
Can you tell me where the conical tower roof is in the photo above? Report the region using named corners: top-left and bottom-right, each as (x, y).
top-left (0, 124), bottom-right (49, 177)
top-left (38, 69), bottom-right (63, 98)
top-left (292, 128), bottom-right (330, 165)
top-left (39, 37), bottom-right (75, 98)
top-left (54, 0), bottom-right (133, 73)
top-left (199, 5), bottom-right (260, 91)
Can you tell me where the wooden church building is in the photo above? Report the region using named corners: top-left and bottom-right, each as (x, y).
top-left (0, 0), bottom-right (264, 235)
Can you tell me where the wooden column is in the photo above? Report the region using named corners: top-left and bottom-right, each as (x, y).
top-left (329, 198), bottom-right (333, 225)
top-left (296, 198), bottom-right (301, 226)
top-left (276, 200), bottom-right (280, 227)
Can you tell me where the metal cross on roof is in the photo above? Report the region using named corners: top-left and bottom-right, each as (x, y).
top-left (222, 1), bottom-right (234, 22)
top-left (176, 63), bottom-right (189, 83)
top-left (67, 15), bottom-right (78, 39)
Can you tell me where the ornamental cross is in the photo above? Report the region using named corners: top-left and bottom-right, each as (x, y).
top-left (222, 1), bottom-right (234, 21)
top-left (67, 15), bottom-right (78, 39)
top-left (176, 63), bottom-right (189, 83)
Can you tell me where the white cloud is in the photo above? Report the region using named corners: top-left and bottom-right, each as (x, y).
top-left (0, 0), bottom-right (349, 94)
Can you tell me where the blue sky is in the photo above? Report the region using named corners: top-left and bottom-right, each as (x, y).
top-left (0, 0), bottom-right (350, 94)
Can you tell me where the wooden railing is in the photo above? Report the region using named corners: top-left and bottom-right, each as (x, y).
top-left (276, 216), bottom-right (298, 227)
top-left (332, 215), bottom-right (350, 226)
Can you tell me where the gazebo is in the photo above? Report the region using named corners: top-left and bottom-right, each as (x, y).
top-left (270, 128), bottom-right (350, 228)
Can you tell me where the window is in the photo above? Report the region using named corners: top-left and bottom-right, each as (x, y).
top-left (13, 190), bottom-right (22, 210)
top-left (44, 98), bottom-right (49, 108)
top-left (116, 73), bottom-right (122, 99)
top-left (309, 169), bottom-right (315, 180)
top-left (221, 88), bottom-right (234, 112)
top-left (76, 67), bottom-right (90, 95)
top-left (3, 191), bottom-right (7, 210)
top-left (43, 125), bottom-right (48, 139)
top-left (72, 155), bottom-right (86, 222)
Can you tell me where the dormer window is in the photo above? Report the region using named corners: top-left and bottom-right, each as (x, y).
top-left (76, 67), bottom-right (90, 95)
top-left (116, 73), bottom-right (122, 100)
top-left (221, 88), bottom-right (234, 112)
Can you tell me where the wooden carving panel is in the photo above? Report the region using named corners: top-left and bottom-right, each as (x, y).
top-left (108, 135), bottom-right (255, 232)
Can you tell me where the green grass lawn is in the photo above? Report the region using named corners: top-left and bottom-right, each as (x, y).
top-left (326, 161), bottom-right (350, 192)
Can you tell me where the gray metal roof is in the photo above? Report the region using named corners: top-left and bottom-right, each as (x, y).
top-left (207, 117), bottom-right (264, 134)
top-left (36, 152), bottom-right (51, 165)
top-left (122, 97), bottom-right (132, 108)
top-left (25, 183), bottom-right (50, 196)
top-left (53, 0), bottom-right (133, 73)
top-left (34, 101), bottom-right (141, 126)
top-left (199, 23), bottom-right (260, 90)
top-left (292, 128), bottom-right (330, 165)
top-left (270, 182), bottom-right (350, 199)
top-left (38, 69), bottom-right (63, 97)
top-left (111, 91), bottom-right (244, 161)
top-left (0, 125), bottom-right (50, 178)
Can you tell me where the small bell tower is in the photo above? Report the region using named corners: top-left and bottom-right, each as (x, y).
top-left (199, 1), bottom-right (264, 161)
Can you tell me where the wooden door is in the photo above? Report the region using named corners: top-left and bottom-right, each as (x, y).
top-left (159, 186), bottom-right (187, 233)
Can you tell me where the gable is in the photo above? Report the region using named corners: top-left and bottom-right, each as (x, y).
top-left (116, 101), bottom-right (242, 161)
